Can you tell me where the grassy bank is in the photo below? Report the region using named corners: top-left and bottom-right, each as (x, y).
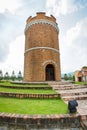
top-left (0, 97), bottom-right (68, 114)
top-left (75, 82), bottom-right (87, 85)
top-left (0, 81), bottom-right (50, 87)
top-left (0, 86), bottom-right (56, 94)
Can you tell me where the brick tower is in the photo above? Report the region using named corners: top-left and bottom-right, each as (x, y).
top-left (24, 12), bottom-right (61, 82)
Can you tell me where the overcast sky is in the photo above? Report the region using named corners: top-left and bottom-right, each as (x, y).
top-left (0, 0), bottom-right (87, 75)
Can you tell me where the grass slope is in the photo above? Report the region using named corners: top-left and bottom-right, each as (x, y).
top-left (0, 86), bottom-right (56, 94)
top-left (0, 97), bottom-right (68, 114)
top-left (75, 82), bottom-right (87, 85)
top-left (0, 81), bottom-right (49, 87)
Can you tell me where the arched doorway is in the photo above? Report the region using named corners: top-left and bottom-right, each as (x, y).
top-left (45, 64), bottom-right (55, 81)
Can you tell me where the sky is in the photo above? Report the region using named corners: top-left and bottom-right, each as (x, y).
top-left (0, 0), bottom-right (87, 76)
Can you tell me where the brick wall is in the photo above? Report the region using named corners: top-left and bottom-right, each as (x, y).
top-left (0, 113), bottom-right (82, 129)
top-left (0, 92), bottom-right (60, 99)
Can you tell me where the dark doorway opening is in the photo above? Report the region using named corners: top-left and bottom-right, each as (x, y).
top-left (78, 77), bottom-right (82, 82)
top-left (46, 64), bottom-right (55, 81)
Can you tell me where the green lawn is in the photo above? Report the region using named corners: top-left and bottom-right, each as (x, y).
top-left (0, 81), bottom-right (68, 114)
top-left (0, 86), bottom-right (56, 94)
top-left (0, 97), bottom-right (68, 114)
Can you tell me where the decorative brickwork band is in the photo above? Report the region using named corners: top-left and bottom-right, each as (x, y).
top-left (25, 19), bottom-right (59, 33)
top-left (25, 46), bottom-right (60, 54)
top-left (42, 60), bottom-right (58, 67)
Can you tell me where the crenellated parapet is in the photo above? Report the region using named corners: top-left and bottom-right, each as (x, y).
top-left (25, 12), bottom-right (59, 33)
top-left (26, 12), bottom-right (56, 23)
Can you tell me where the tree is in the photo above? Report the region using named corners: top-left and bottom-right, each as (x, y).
top-left (68, 74), bottom-right (72, 80)
top-left (17, 71), bottom-right (23, 81)
top-left (64, 74), bottom-right (68, 80)
top-left (0, 70), bottom-right (3, 81)
top-left (4, 72), bottom-right (9, 81)
top-left (73, 75), bottom-right (75, 81)
top-left (11, 70), bottom-right (16, 81)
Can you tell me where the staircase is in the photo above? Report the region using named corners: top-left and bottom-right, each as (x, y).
top-left (49, 82), bottom-right (87, 130)
top-left (49, 82), bottom-right (87, 101)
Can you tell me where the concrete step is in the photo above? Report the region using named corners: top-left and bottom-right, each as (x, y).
top-left (62, 94), bottom-right (87, 101)
top-left (53, 85), bottom-right (87, 90)
top-left (57, 87), bottom-right (87, 95)
top-left (56, 86), bottom-right (87, 102)
top-left (60, 91), bottom-right (87, 97)
top-left (49, 81), bottom-right (73, 85)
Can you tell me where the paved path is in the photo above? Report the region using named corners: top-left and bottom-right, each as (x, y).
top-left (50, 82), bottom-right (87, 129)
top-left (77, 100), bottom-right (87, 115)
top-left (57, 88), bottom-right (87, 115)
top-left (50, 82), bottom-right (87, 116)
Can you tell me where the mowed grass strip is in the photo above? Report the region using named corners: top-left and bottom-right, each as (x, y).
top-left (0, 86), bottom-right (56, 94)
top-left (75, 82), bottom-right (86, 85)
top-left (0, 97), bottom-right (68, 114)
top-left (0, 81), bottom-right (49, 87)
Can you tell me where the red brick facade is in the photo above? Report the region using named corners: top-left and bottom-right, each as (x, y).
top-left (24, 12), bottom-right (61, 82)
top-left (75, 66), bottom-right (87, 82)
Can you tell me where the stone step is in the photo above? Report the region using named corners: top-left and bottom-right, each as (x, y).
top-left (62, 94), bottom-right (87, 101)
top-left (56, 87), bottom-right (87, 97)
top-left (53, 85), bottom-right (87, 90)
top-left (49, 81), bottom-right (72, 85)
top-left (60, 91), bottom-right (87, 97)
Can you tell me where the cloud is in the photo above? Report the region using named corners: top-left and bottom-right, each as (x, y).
top-left (16, 0), bottom-right (46, 17)
top-left (60, 17), bottom-right (87, 73)
top-left (46, 0), bottom-right (87, 73)
top-left (46, 0), bottom-right (87, 16)
top-left (0, 0), bottom-right (46, 69)
top-left (0, 0), bottom-right (87, 75)
top-left (0, 35), bottom-right (24, 75)
top-left (0, 0), bottom-right (22, 14)
top-left (0, 10), bottom-right (24, 62)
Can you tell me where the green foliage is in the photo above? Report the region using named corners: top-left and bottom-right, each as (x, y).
top-left (0, 70), bottom-right (23, 81)
top-left (11, 70), bottom-right (16, 81)
top-left (73, 75), bottom-right (75, 81)
top-left (82, 66), bottom-right (87, 69)
top-left (4, 72), bottom-right (9, 81)
top-left (0, 70), bottom-right (3, 81)
top-left (64, 74), bottom-right (68, 80)
top-left (63, 73), bottom-right (74, 81)
top-left (17, 71), bottom-right (23, 81)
